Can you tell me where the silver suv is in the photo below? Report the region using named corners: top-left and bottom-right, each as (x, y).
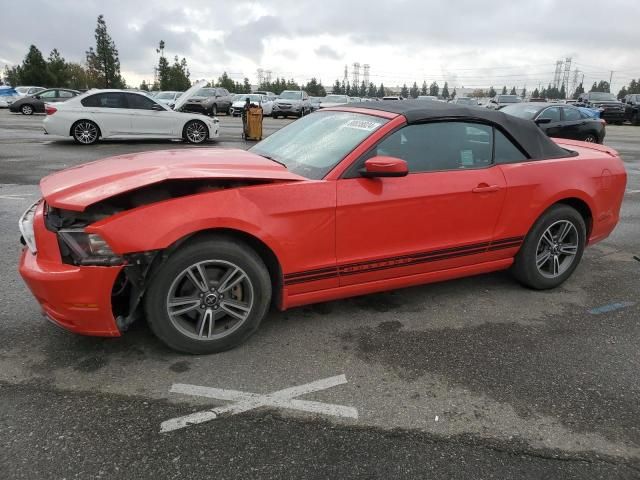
top-left (272, 90), bottom-right (311, 118)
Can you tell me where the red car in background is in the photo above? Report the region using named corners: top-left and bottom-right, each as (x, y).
top-left (19, 102), bottom-right (627, 354)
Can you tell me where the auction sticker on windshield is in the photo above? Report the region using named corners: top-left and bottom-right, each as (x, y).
top-left (341, 119), bottom-right (384, 131)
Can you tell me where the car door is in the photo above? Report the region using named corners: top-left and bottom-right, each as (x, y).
top-left (535, 106), bottom-right (563, 138)
top-left (81, 92), bottom-right (132, 136)
top-left (559, 106), bottom-right (586, 140)
top-left (125, 93), bottom-right (176, 137)
top-left (35, 89), bottom-right (58, 111)
top-left (335, 121), bottom-right (507, 286)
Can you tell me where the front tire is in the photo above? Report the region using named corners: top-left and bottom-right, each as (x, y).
top-left (72, 120), bottom-right (100, 145)
top-left (512, 205), bottom-right (586, 290)
top-left (211, 104), bottom-right (218, 116)
top-left (183, 120), bottom-right (208, 144)
top-left (583, 133), bottom-right (597, 143)
top-left (21, 104), bottom-right (34, 115)
top-left (145, 237), bottom-right (272, 354)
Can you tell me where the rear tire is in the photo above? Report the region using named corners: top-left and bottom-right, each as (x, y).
top-left (211, 104), bottom-right (218, 116)
top-left (583, 133), bottom-right (597, 143)
top-left (145, 237), bottom-right (272, 354)
top-left (21, 104), bottom-right (34, 115)
top-left (632, 113), bottom-right (639, 126)
top-left (512, 205), bottom-right (586, 290)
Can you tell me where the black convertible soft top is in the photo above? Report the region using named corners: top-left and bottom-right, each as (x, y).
top-left (347, 100), bottom-right (570, 160)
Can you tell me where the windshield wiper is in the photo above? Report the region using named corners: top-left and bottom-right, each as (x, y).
top-left (259, 154), bottom-right (287, 169)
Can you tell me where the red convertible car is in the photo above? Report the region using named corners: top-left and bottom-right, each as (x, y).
top-left (19, 102), bottom-right (626, 353)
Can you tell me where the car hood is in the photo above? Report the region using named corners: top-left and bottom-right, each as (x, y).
top-left (41, 148), bottom-right (307, 211)
top-left (172, 80), bottom-right (207, 111)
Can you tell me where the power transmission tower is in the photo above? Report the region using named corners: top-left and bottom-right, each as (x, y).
top-left (553, 60), bottom-right (563, 89)
top-left (257, 68), bottom-right (264, 86)
top-left (343, 64), bottom-right (348, 85)
top-left (562, 57), bottom-right (572, 97)
top-left (363, 64), bottom-right (370, 85)
top-left (265, 70), bottom-right (272, 84)
top-left (352, 62), bottom-right (360, 87)
top-left (570, 69), bottom-right (579, 97)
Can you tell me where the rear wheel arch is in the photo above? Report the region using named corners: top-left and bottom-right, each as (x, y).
top-left (157, 228), bottom-right (284, 310)
top-left (554, 198), bottom-right (593, 239)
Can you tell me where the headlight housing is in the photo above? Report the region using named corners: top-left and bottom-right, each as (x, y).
top-left (19, 200), bottom-right (40, 254)
top-left (58, 229), bottom-right (123, 266)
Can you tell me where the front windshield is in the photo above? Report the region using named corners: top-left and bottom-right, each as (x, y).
top-left (323, 95), bottom-right (348, 103)
top-left (250, 111), bottom-right (388, 180)
top-left (279, 91), bottom-right (302, 100)
top-left (196, 88), bottom-right (216, 97)
top-left (588, 92), bottom-right (616, 101)
top-left (501, 104), bottom-right (540, 119)
top-left (156, 92), bottom-right (177, 99)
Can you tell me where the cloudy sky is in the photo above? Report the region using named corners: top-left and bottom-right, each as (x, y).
top-left (1, 0), bottom-right (639, 93)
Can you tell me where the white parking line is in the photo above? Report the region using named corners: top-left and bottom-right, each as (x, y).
top-left (161, 374), bottom-right (357, 433)
top-left (626, 189), bottom-right (640, 194)
top-left (0, 194), bottom-right (33, 200)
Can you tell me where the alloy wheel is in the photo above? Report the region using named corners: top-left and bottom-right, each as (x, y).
top-left (584, 134), bottom-right (596, 142)
top-left (73, 122), bottom-right (98, 144)
top-left (186, 122), bottom-right (207, 143)
top-left (166, 260), bottom-right (254, 341)
top-left (21, 105), bottom-right (33, 115)
top-left (535, 220), bottom-right (579, 278)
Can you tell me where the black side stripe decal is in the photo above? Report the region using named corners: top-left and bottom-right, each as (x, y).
top-left (284, 237), bottom-right (524, 286)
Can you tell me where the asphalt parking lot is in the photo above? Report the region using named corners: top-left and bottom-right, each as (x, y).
top-left (1, 109), bottom-right (639, 479)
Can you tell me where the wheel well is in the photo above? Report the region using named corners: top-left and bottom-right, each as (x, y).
top-left (182, 119), bottom-right (209, 138)
top-left (170, 228), bottom-right (283, 309)
top-left (69, 119), bottom-right (101, 137)
top-left (555, 198), bottom-right (593, 237)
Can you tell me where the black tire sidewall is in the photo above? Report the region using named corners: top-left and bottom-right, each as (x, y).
top-left (145, 238), bottom-right (272, 354)
top-left (513, 205), bottom-right (586, 289)
top-left (212, 104), bottom-right (217, 116)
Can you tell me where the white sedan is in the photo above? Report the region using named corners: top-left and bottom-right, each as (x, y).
top-left (42, 82), bottom-right (219, 145)
top-left (228, 94), bottom-right (274, 116)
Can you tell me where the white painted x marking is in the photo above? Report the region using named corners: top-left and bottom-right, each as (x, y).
top-left (161, 374), bottom-right (357, 433)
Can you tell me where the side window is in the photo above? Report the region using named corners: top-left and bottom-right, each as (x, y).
top-left (39, 90), bottom-right (57, 98)
top-left (538, 107), bottom-right (561, 122)
top-left (126, 93), bottom-right (157, 110)
top-left (373, 122), bottom-right (493, 173)
top-left (58, 90), bottom-right (75, 98)
top-left (562, 107), bottom-right (581, 121)
top-left (81, 93), bottom-right (126, 108)
top-left (493, 129), bottom-right (527, 164)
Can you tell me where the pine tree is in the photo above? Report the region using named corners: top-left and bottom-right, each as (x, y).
top-left (510, 86), bottom-right (517, 95)
top-left (450, 87), bottom-right (456, 100)
top-left (521, 87), bottom-right (527, 99)
top-left (368, 82), bottom-right (377, 98)
top-left (559, 84), bottom-right (566, 99)
top-left (377, 83), bottom-right (385, 98)
top-left (400, 83), bottom-right (409, 98)
top-left (532, 88), bottom-right (540, 98)
top-left (85, 15), bottom-right (124, 88)
top-left (332, 79), bottom-right (342, 94)
top-left (501, 86), bottom-right (507, 95)
top-left (66, 63), bottom-right (88, 90)
top-left (139, 80), bottom-right (149, 91)
top-left (617, 86), bottom-right (627, 99)
top-left (429, 81), bottom-right (439, 97)
top-left (215, 72), bottom-right (235, 91)
top-left (488, 86), bottom-right (496, 97)
top-left (572, 82), bottom-right (584, 99)
top-left (590, 81), bottom-right (598, 92)
top-left (409, 81), bottom-right (419, 99)
top-left (47, 49), bottom-right (69, 87)
top-left (20, 45), bottom-right (49, 86)
top-left (421, 81), bottom-right (428, 96)
top-left (442, 82), bottom-right (449, 99)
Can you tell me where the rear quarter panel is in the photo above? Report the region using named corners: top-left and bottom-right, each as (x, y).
top-left (496, 142), bottom-right (626, 245)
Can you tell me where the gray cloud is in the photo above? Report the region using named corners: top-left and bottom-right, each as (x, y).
top-left (314, 45), bottom-right (343, 60)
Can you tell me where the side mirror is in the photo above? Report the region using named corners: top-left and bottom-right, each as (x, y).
top-left (151, 104), bottom-right (165, 111)
top-left (34, 95), bottom-right (41, 99)
top-left (535, 118), bottom-right (552, 125)
top-left (360, 156), bottom-right (408, 178)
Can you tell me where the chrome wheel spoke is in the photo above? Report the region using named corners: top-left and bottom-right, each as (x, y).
top-left (536, 250), bottom-right (551, 269)
top-left (558, 222), bottom-right (573, 242)
top-left (187, 263), bottom-right (209, 292)
top-left (541, 230), bottom-right (555, 247)
top-left (218, 267), bottom-right (246, 293)
top-left (559, 244), bottom-right (578, 255)
top-left (552, 255), bottom-right (560, 276)
top-left (168, 297), bottom-right (201, 315)
top-left (196, 308), bottom-right (215, 338)
top-left (220, 299), bottom-right (251, 320)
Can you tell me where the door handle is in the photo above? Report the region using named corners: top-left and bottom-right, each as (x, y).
top-left (472, 184), bottom-right (500, 193)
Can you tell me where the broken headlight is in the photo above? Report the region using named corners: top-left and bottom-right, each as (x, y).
top-left (19, 200), bottom-right (40, 254)
top-left (58, 229), bottom-right (123, 266)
